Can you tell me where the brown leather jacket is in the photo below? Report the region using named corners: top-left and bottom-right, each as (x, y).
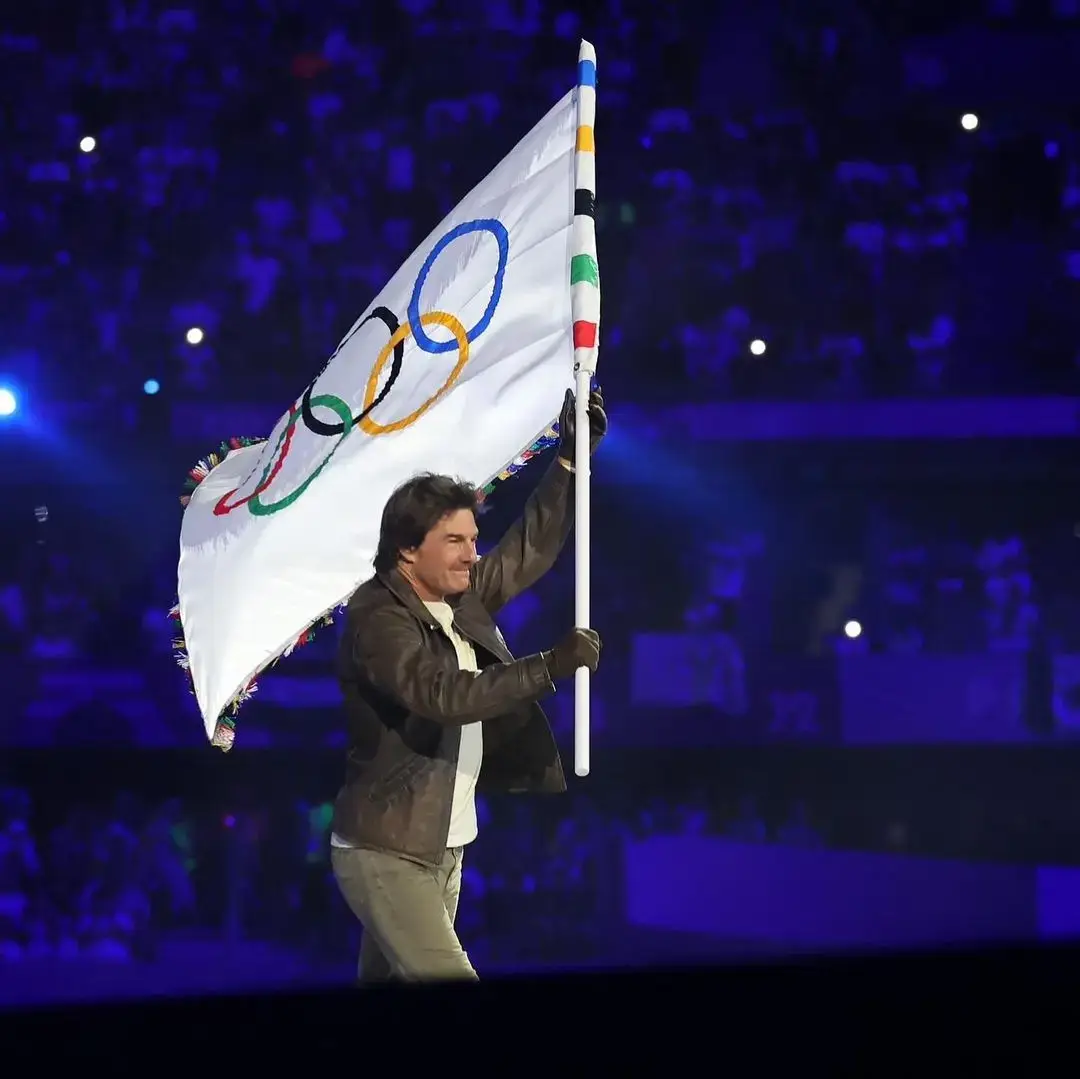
top-left (331, 460), bottom-right (572, 865)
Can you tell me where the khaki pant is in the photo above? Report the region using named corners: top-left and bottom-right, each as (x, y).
top-left (330, 845), bottom-right (478, 983)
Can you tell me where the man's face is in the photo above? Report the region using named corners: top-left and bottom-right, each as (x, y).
top-left (401, 508), bottom-right (479, 601)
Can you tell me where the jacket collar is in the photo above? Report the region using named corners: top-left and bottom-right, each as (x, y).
top-left (377, 566), bottom-right (462, 627)
top-left (376, 566), bottom-right (511, 660)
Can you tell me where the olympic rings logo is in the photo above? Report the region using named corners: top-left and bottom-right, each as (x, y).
top-left (213, 218), bottom-right (510, 518)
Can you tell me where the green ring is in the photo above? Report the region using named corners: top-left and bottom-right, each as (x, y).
top-left (248, 394), bottom-right (353, 516)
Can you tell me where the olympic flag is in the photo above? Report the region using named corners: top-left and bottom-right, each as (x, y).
top-left (172, 41), bottom-right (600, 760)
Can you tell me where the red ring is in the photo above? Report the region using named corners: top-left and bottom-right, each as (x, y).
top-left (213, 405), bottom-right (300, 516)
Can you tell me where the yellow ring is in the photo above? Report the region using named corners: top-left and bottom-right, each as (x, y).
top-left (358, 311), bottom-right (470, 436)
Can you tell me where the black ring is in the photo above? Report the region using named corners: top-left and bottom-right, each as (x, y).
top-left (299, 306), bottom-right (405, 436)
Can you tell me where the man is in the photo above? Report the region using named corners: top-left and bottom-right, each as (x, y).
top-left (330, 388), bottom-right (607, 982)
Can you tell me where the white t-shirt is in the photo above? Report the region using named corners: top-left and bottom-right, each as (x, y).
top-left (425, 601), bottom-right (483, 848)
top-left (331, 600), bottom-right (483, 850)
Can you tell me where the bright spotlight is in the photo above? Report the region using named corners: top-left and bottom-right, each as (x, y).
top-left (79, 136), bottom-right (96, 153)
top-left (749, 338), bottom-right (766, 356)
top-left (143, 378), bottom-right (161, 395)
top-left (960, 113), bottom-right (978, 131)
top-left (843, 620), bottom-right (862, 639)
top-left (0, 388), bottom-right (17, 417)
top-left (186, 327), bottom-right (204, 345)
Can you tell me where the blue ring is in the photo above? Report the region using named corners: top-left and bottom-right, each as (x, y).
top-left (407, 218), bottom-right (509, 354)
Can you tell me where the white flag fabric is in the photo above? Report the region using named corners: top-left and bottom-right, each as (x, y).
top-left (172, 41), bottom-right (600, 749)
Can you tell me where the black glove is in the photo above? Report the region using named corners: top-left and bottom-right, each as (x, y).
top-left (543, 627), bottom-right (601, 681)
top-left (557, 387), bottom-right (607, 466)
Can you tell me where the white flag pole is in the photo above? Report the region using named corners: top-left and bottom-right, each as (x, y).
top-left (573, 353), bottom-right (593, 777)
top-left (572, 40), bottom-right (599, 777)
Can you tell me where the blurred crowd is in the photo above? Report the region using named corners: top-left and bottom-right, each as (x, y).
top-left (5, 0), bottom-right (1080, 996)
top-left (0, 495), bottom-right (1070, 750)
top-left (0, 781), bottom-right (824, 964)
top-left (0, 786), bottom-right (195, 961)
top-left (2, 0), bottom-right (1079, 692)
top-left (4, 0), bottom-right (1080, 418)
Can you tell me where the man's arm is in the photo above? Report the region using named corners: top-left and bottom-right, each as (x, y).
top-left (471, 459), bottom-right (574, 616)
top-left (351, 604), bottom-right (555, 725)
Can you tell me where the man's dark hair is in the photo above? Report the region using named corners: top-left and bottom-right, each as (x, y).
top-left (373, 473), bottom-right (479, 574)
